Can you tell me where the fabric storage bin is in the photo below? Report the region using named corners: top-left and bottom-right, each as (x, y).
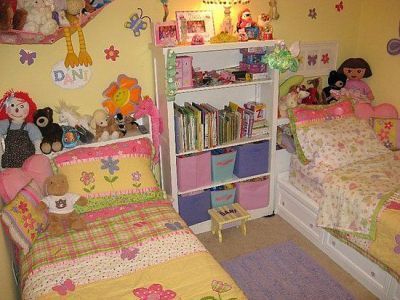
top-left (234, 141), bottom-right (269, 178)
top-left (211, 188), bottom-right (236, 208)
top-left (211, 150), bottom-right (236, 182)
top-left (178, 190), bottom-right (211, 226)
top-left (236, 178), bottom-right (269, 210)
top-left (177, 152), bottom-right (211, 192)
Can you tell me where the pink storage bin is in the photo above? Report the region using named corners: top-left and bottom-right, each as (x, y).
top-left (176, 56), bottom-right (194, 89)
top-left (235, 177), bottom-right (270, 210)
top-left (177, 152), bottom-right (211, 192)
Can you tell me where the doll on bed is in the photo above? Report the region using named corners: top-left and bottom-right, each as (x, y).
top-left (337, 58), bottom-right (374, 103)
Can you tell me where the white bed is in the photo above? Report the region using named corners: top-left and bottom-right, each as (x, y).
top-left (276, 154), bottom-right (400, 299)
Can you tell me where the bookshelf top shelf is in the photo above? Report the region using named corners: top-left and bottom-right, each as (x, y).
top-left (176, 79), bottom-right (273, 94)
top-left (176, 132), bottom-right (270, 156)
top-left (161, 40), bottom-right (283, 55)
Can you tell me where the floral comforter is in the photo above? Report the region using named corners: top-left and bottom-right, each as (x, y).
top-left (21, 201), bottom-right (245, 300)
top-left (316, 151), bottom-right (400, 239)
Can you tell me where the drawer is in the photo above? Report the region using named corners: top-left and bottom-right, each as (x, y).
top-left (278, 188), bottom-right (323, 244)
top-left (324, 234), bottom-right (388, 292)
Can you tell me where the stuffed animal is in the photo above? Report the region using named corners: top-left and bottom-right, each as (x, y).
top-left (40, 174), bottom-right (87, 236)
top-left (322, 71), bottom-right (347, 104)
top-left (33, 107), bottom-right (63, 154)
top-left (278, 86), bottom-right (310, 118)
top-left (19, 0), bottom-right (58, 35)
top-left (90, 109), bottom-right (121, 142)
top-left (337, 57), bottom-right (374, 102)
top-left (237, 8), bottom-right (256, 31)
top-left (0, 0), bottom-right (27, 31)
top-left (0, 90), bottom-right (42, 169)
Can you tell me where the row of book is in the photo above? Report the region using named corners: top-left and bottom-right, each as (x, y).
top-left (174, 101), bottom-right (269, 153)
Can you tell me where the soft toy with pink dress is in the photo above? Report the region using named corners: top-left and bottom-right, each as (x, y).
top-left (337, 58), bottom-right (374, 103)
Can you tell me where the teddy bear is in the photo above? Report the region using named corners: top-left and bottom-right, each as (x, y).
top-left (0, 0), bottom-right (27, 31)
top-left (40, 174), bottom-right (87, 236)
top-left (19, 0), bottom-right (58, 35)
top-left (322, 70), bottom-right (347, 104)
top-left (90, 109), bottom-right (122, 142)
top-left (278, 86), bottom-right (310, 118)
top-left (33, 107), bottom-right (63, 154)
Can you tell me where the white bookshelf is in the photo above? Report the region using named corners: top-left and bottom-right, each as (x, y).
top-left (152, 41), bottom-right (280, 234)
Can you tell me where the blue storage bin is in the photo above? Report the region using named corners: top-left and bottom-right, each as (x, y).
top-left (211, 150), bottom-right (237, 182)
top-left (234, 141), bottom-right (269, 178)
top-left (178, 190), bottom-right (211, 226)
top-left (211, 188), bottom-right (236, 208)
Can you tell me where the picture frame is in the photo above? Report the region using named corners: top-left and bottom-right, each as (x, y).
top-left (153, 21), bottom-right (179, 47)
top-left (175, 11), bottom-right (215, 43)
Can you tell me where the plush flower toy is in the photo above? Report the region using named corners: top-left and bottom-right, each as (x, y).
top-left (0, 90), bottom-right (42, 169)
top-left (337, 58), bottom-right (374, 102)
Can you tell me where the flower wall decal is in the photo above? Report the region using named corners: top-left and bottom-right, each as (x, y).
top-left (102, 74), bottom-right (142, 116)
top-left (104, 45), bottom-right (120, 61)
top-left (308, 8), bottom-right (317, 19)
top-left (321, 53), bottom-right (330, 64)
top-left (335, 1), bottom-right (344, 12)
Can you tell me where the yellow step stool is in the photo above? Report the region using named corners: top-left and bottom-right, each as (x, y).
top-left (208, 203), bottom-right (251, 243)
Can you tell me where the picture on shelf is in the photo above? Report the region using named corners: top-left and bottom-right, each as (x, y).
top-left (153, 21), bottom-right (178, 47)
top-left (175, 11), bottom-right (215, 43)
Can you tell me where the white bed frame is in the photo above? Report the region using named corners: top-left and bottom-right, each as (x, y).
top-left (275, 149), bottom-right (400, 299)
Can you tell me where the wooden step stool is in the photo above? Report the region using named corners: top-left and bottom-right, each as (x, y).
top-left (208, 203), bottom-right (251, 243)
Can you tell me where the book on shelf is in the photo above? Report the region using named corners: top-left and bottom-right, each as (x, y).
top-left (174, 101), bottom-right (269, 153)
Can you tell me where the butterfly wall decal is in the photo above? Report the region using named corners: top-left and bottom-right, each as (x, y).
top-left (387, 20), bottom-right (400, 55)
top-left (124, 8), bottom-right (151, 37)
top-left (19, 49), bottom-right (36, 66)
top-left (52, 279), bottom-right (75, 296)
top-left (335, 1), bottom-right (344, 12)
top-left (307, 54), bottom-right (317, 66)
top-left (120, 247), bottom-right (139, 260)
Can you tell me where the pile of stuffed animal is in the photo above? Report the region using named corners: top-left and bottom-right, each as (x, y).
top-left (0, 89), bottom-right (146, 170)
top-left (0, 0), bottom-right (109, 35)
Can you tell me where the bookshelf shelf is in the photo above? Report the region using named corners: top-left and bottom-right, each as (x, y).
top-left (178, 172), bottom-right (270, 195)
top-left (153, 41), bottom-right (280, 234)
top-left (176, 132), bottom-right (270, 156)
top-left (176, 79), bottom-right (273, 94)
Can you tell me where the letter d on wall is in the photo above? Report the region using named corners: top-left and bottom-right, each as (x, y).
top-left (51, 61), bottom-right (92, 89)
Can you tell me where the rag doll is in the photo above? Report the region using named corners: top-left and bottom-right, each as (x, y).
top-left (337, 58), bottom-right (374, 102)
top-left (0, 90), bottom-right (42, 169)
top-left (40, 174), bottom-right (87, 235)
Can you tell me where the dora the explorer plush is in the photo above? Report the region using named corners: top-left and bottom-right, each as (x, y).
top-left (40, 174), bottom-right (87, 236)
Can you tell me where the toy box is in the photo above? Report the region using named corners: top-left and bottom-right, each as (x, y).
top-left (176, 56), bottom-right (194, 89)
top-left (235, 177), bottom-right (269, 210)
top-left (177, 152), bottom-right (211, 192)
top-left (178, 190), bottom-right (211, 226)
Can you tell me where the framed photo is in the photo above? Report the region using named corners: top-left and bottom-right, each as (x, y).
top-left (175, 11), bottom-right (215, 43)
top-left (153, 21), bottom-right (178, 47)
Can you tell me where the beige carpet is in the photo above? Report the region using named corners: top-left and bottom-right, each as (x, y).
top-left (197, 215), bottom-right (377, 300)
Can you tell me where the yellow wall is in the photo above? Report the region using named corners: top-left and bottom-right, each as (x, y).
top-left (357, 0), bottom-right (400, 109)
top-left (0, 0), bottom-right (398, 298)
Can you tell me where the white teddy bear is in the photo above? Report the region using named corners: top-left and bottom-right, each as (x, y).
top-left (19, 0), bottom-right (58, 35)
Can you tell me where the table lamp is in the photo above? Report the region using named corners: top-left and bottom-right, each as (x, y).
top-left (203, 0), bottom-right (251, 34)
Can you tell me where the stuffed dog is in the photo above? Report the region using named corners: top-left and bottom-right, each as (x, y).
top-left (90, 109), bottom-right (121, 142)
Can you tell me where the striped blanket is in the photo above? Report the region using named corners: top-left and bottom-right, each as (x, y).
top-left (21, 201), bottom-right (245, 299)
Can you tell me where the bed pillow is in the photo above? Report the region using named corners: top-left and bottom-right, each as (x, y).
top-left (293, 116), bottom-right (390, 169)
top-left (371, 118), bottom-right (400, 150)
top-left (1, 186), bottom-right (47, 255)
top-left (53, 138), bottom-right (161, 201)
top-left (288, 100), bottom-right (355, 164)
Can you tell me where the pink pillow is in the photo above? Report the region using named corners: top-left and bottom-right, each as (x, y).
top-left (0, 168), bottom-right (31, 204)
top-left (22, 154), bottom-right (53, 193)
top-left (354, 102), bottom-right (399, 120)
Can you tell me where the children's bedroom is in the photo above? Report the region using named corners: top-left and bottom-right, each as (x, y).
top-left (0, 0), bottom-right (399, 299)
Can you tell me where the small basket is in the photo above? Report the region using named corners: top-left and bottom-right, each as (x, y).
top-left (211, 151), bottom-right (236, 182)
top-left (211, 188), bottom-right (236, 208)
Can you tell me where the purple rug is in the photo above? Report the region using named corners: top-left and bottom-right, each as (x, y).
top-left (222, 241), bottom-right (354, 300)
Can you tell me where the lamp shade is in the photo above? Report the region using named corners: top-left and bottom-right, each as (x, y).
top-left (203, 0), bottom-right (250, 5)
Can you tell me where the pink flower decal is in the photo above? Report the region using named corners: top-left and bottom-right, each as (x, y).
top-left (52, 279), bottom-right (75, 296)
top-left (321, 53), bottom-right (330, 64)
top-left (104, 45), bottom-right (120, 61)
top-left (335, 1), bottom-right (344, 12)
top-left (384, 121), bottom-right (393, 130)
top-left (308, 8), bottom-right (317, 19)
top-left (133, 283), bottom-right (176, 299)
top-left (18, 201), bottom-right (28, 213)
top-left (80, 171), bottom-right (95, 186)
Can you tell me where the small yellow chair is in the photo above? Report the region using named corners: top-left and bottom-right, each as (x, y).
top-left (208, 203), bottom-right (250, 243)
